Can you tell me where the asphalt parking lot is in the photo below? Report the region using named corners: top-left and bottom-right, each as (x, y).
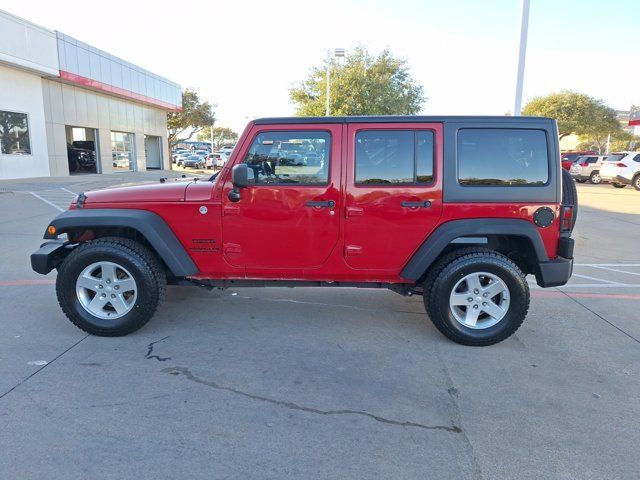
top-left (0, 174), bottom-right (639, 479)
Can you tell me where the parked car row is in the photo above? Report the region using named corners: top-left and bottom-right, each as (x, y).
top-left (171, 146), bottom-right (235, 170)
top-left (568, 151), bottom-right (640, 190)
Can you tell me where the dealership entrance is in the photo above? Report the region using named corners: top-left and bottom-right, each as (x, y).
top-left (144, 135), bottom-right (162, 169)
top-left (66, 126), bottom-right (98, 175)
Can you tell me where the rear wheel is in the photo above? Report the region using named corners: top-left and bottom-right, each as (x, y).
top-left (424, 249), bottom-right (529, 346)
top-left (589, 171), bottom-right (601, 184)
top-left (56, 237), bottom-right (166, 336)
top-left (633, 175), bottom-right (640, 191)
top-left (612, 183), bottom-right (627, 188)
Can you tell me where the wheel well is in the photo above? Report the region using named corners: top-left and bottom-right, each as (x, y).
top-left (422, 235), bottom-right (538, 281)
top-left (65, 227), bottom-right (172, 277)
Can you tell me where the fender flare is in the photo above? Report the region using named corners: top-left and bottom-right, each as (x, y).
top-left (400, 218), bottom-right (549, 281)
top-left (44, 209), bottom-right (198, 277)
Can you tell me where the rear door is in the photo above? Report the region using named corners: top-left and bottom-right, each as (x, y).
top-left (221, 124), bottom-right (341, 271)
top-left (344, 123), bottom-right (443, 271)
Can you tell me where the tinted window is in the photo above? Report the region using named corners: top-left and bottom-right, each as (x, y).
top-left (0, 111), bottom-right (30, 155)
top-left (586, 156), bottom-right (599, 163)
top-left (243, 131), bottom-right (329, 185)
top-left (633, 154), bottom-right (640, 163)
top-left (458, 129), bottom-right (548, 186)
top-left (355, 130), bottom-right (434, 185)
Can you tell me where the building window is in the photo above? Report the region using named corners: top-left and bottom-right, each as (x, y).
top-left (0, 111), bottom-right (31, 155)
top-left (457, 129), bottom-right (549, 186)
top-left (243, 131), bottom-right (330, 185)
top-left (111, 131), bottom-right (135, 171)
top-left (355, 130), bottom-right (434, 185)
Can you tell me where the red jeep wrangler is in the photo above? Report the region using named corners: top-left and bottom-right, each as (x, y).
top-left (31, 116), bottom-right (576, 346)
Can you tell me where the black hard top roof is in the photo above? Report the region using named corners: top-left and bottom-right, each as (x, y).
top-left (253, 115), bottom-right (553, 125)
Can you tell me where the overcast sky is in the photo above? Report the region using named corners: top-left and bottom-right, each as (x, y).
top-left (2, 0), bottom-right (638, 133)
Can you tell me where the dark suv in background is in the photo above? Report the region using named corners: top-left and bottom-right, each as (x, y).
top-left (67, 141), bottom-right (97, 173)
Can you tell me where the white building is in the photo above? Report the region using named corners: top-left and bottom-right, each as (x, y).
top-left (0, 9), bottom-right (181, 180)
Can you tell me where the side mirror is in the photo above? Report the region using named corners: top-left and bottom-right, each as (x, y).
top-left (231, 164), bottom-right (255, 188)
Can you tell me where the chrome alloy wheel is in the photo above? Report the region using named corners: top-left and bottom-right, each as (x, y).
top-left (75, 261), bottom-right (137, 319)
top-left (449, 272), bottom-right (510, 329)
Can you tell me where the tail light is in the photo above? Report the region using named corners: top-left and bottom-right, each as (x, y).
top-left (560, 205), bottom-right (575, 232)
top-left (616, 163), bottom-right (627, 167)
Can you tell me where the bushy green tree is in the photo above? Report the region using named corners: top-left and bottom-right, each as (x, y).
top-left (167, 89), bottom-right (215, 149)
top-left (290, 47), bottom-right (426, 116)
top-left (522, 91), bottom-right (620, 140)
top-left (197, 126), bottom-right (239, 148)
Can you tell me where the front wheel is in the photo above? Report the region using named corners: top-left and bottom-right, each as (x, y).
top-left (56, 237), bottom-right (166, 336)
top-left (423, 249), bottom-right (529, 346)
top-left (633, 175), bottom-right (640, 191)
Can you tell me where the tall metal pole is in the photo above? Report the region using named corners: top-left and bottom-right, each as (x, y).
top-left (210, 123), bottom-right (214, 152)
top-left (325, 50), bottom-right (331, 116)
top-left (514, 0), bottom-right (530, 116)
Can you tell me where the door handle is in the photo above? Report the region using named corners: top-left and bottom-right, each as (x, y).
top-left (306, 200), bottom-right (335, 208)
top-left (401, 201), bottom-right (432, 208)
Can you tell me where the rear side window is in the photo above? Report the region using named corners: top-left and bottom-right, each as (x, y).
top-left (457, 129), bottom-right (549, 186)
top-left (355, 130), bottom-right (434, 185)
top-left (243, 131), bottom-right (330, 185)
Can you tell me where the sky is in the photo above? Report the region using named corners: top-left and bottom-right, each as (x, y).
top-left (2, 0), bottom-right (638, 133)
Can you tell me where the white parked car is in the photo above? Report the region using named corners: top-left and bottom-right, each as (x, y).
top-left (599, 152), bottom-right (640, 190)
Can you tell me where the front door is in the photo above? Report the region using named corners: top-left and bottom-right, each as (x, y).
top-left (344, 123), bottom-right (443, 272)
top-left (221, 125), bottom-right (341, 271)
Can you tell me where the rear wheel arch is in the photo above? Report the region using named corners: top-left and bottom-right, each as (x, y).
top-left (402, 219), bottom-right (550, 283)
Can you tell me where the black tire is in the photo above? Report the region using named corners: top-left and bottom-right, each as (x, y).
top-left (56, 237), bottom-right (166, 336)
top-left (633, 175), bottom-right (640, 191)
top-left (589, 171), bottom-right (601, 184)
top-left (575, 178), bottom-right (587, 183)
top-left (561, 168), bottom-right (578, 231)
top-left (612, 183), bottom-right (627, 188)
top-left (423, 248), bottom-right (530, 346)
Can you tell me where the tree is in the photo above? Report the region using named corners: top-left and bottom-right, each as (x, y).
top-left (197, 126), bottom-right (239, 148)
top-left (522, 91), bottom-right (620, 140)
top-left (577, 130), bottom-right (640, 153)
top-left (167, 89), bottom-right (215, 150)
top-left (290, 47), bottom-right (425, 116)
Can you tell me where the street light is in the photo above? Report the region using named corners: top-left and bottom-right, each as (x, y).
top-left (514, 0), bottom-right (530, 115)
top-left (326, 48), bottom-right (345, 116)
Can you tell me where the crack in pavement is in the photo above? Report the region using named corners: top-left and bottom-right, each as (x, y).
top-left (558, 290), bottom-right (640, 344)
top-left (145, 336), bottom-right (172, 361)
top-left (0, 335), bottom-right (89, 400)
top-left (163, 366), bottom-right (461, 433)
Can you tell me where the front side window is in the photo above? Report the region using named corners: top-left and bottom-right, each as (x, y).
top-left (355, 130), bottom-right (434, 185)
top-left (0, 111), bottom-right (31, 155)
top-left (458, 129), bottom-right (549, 186)
top-left (243, 131), bottom-right (330, 185)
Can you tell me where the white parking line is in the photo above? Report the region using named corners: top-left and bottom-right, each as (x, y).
top-left (29, 192), bottom-right (64, 212)
top-left (59, 187), bottom-right (76, 195)
top-left (588, 265), bottom-right (640, 277)
top-left (572, 273), bottom-right (619, 284)
top-left (575, 263), bottom-right (640, 267)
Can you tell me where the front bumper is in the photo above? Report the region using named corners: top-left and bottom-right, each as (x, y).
top-left (31, 240), bottom-right (72, 274)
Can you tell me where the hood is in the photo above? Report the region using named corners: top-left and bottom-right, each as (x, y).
top-left (77, 180), bottom-right (193, 205)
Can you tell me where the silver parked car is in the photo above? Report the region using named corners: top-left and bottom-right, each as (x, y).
top-left (569, 155), bottom-right (609, 184)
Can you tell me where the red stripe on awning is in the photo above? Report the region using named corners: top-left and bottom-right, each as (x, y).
top-left (59, 71), bottom-right (182, 112)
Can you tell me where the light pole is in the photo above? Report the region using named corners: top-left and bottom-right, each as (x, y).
top-left (326, 48), bottom-right (345, 116)
top-left (514, 0), bottom-right (530, 116)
